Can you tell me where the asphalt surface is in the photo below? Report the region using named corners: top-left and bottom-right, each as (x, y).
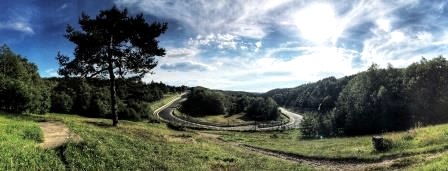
top-left (155, 94), bottom-right (303, 131)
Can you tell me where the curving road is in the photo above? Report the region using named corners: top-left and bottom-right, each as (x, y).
top-left (154, 93), bottom-right (303, 131)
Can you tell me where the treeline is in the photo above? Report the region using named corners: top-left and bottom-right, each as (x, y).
top-left (266, 57), bottom-right (448, 137)
top-left (0, 44), bottom-right (186, 121)
top-left (0, 45), bottom-right (51, 114)
top-left (47, 77), bottom-right (186, 121)
top-left (181, 87), bottom-right (279, 121)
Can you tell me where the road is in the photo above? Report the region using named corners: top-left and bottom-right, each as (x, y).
top-left (154, 94), bottom-right (303, 131)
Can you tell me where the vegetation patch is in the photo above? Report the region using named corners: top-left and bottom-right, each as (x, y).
top-left (219, 123), bottom-right (448, 162)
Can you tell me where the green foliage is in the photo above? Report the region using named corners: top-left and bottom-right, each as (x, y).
top-left (181, 87), bottom-right (227, 116)
top-left (336, 64), bottom-right (407, 135)
top-left (57, 6), bottom-right (168, 126)
top-left (299, 111), bottom-right (337, 138)
top-left (268, 57), bottom-right (448, 136)
top-left (246, 97), bottom-right (280, 121)
top-left (22, 126), bottom-right (43, 142)
top-left (51, 92), bottom-right (73, 113)
top-left (404, 57), bottom-right (448, 125)
top-left (266, 76), bottom-right (351, 112)
top-left (0, 45), bottom-right (50, 114)
top-left (181, 87), bottom-right (280, 121)
top-left (47, 77), bottom-right (183, 121)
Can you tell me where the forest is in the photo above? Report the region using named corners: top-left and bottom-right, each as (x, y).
top-left (265, 57), bottom-right (448, 137)
top-left (180, 87), bottom-right (280, 121)
top-left (0, 44), bottom-right (185, 121)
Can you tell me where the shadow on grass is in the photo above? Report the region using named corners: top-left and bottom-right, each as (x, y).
top-left (84, 120), bottom-right (114, 128)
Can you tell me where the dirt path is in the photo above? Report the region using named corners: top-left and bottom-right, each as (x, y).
top-left (38, 122), bottom-right (82, 149)
top-left (198, 132), bottom-right (448, 171)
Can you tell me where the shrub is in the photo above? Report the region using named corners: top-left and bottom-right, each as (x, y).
top-left (22, 126), bottom-right (43, 142)
top-left (372, 136), bottom-right (393, 152)
top-left (51, 92), bottom-right (73, 113)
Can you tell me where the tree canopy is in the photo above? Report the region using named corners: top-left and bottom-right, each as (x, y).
top-left (180, 87), bottom-right (280, 121)
top-left (0, 45), bottom-right (50, 114)
top-left (57, 6), bottom-right (167, 126)
top-left (266, 56), bottom-right (448, 137)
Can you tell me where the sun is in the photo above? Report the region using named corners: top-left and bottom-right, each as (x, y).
top-left (294, 3), bottom-right (338, 44)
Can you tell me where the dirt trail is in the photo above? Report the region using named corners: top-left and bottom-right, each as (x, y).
top-left (38, 122), bottom-right (82, 149)
top-left (198, 132), bottom-right (448, 171)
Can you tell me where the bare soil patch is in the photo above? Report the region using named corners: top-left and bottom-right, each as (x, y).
top-left (39, 122), bottom-right (82, 149)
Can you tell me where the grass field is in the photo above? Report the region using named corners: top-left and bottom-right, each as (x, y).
top-left (0, 111), bottom-right (313, 170)
top-left (409, 154), bottom-right (448, 170)
top-left (0, 114), bottom-right (64, 170)
top-left (218, 124), bottom-right (448, 164)
top-left (173, 111), bottom-right (254, 126)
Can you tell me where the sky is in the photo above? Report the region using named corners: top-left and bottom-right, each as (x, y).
top-left (2, 0), bottom-right (448, 92)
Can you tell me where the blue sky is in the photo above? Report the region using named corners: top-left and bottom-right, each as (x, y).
top-left (2, 0), bottom-right (448, 92)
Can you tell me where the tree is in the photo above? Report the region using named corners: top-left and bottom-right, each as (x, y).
top-left (57, 6), bottom-right (167, 126)
top-left (247, 97), bottom-right (279, 121)
top-left (0, 44), bottom-right (50, 114)
top-left (180, 87), bottom-right (226, 116)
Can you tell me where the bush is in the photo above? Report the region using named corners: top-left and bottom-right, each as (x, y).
top-left (51, 92), bottom-right (73, 113)
top-left (246, 97), bottom-right (279, 121)
top-left (372, 136), bottom-right (393, 152)
top-left (22, 126), bottom-right (43, 142)
top-left (0, 45), bottom-right (50, 114)
top-left (181, 87), bottom-right (226, 116)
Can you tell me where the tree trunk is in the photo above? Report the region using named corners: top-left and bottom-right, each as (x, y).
top-left (108, 35), bottom-right (118, 126)
top-left (109, 63), bottom-right (118, 126)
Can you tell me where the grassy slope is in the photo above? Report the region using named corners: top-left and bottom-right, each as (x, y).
top-left (0, 114), bottom-right (64, 170)
top-left (409, 154), bottom-right (448, 170)
top-left (173, 110), bottom-right (254, 126)
top-left (0, 112), bottom-right (312, 170)
top-left (219, 124), bottom-right (448, 163)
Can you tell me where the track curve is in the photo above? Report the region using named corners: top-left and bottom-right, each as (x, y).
top-left (154, 93), bottom-right (303, 131)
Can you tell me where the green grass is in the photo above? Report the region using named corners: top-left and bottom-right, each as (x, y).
top-left (0, 112), bottom-right (313, 170)
top-left (174, 111), bottom-right (254, 126)
top-left (409, 153), bottom-right (448, 170)
top-left (148, 93), bottom-right (180, 117)
top-left (173, 109), bottom-right (290, 126)
top-left (0, 114), bottom-right (64, 170)
top-left (219, 124), bottom-right (448, 162)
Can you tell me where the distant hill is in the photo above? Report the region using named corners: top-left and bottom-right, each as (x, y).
top-left (264, 57), bottom-right (448, 136)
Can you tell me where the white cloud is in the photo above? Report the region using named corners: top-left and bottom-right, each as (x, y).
top-left (165, 47), bottom-right (199, 58)
top-left (390, 31), bottom-right (406, 43)
top-left (160, 61), bottom-right (212, 72)
top-left (0, 21), bottom-right (34, 34)
top-left (133, 0), bottom-right (448, 92)
top-left (147, 43), bottom-right (361, 92)
top-left (376, 18), bottom-right (391, 32)
top-left (115, 0), bottom-right (292, 39)
top-left (188, 33), bottom-right (238, 49)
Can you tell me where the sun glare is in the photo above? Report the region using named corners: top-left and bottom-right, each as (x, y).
top-left (294, 3), bottom-right (338, 44)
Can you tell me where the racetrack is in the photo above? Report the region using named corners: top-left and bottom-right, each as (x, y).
top-left (154, 93), bottom-right (303, 131)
